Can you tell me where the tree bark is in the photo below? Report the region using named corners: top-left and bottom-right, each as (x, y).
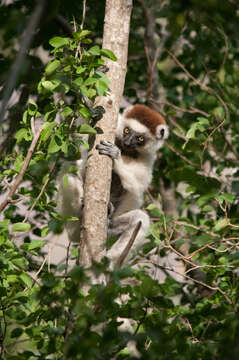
top-left (80, 0), bottom-right (133, 266)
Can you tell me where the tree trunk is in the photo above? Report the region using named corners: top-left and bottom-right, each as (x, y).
top-left (80, 0), bottom-right (133, 266)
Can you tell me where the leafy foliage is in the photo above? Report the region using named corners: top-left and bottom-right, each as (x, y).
top-left (0, 0), bottom-right (239, 359)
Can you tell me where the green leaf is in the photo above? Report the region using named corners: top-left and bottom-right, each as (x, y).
top-left (65, 216), bottom-right (79, 221)
top-left (88, 45), bottom-right (101, 56)
top-left (27, 99), bottom-right (38, 115)
top-left (84, 77), bottom-right (97, 86)
top-left (13, 256), bottom-right (29, 269)
top-left (76, 66), bottom-right (87, 74)
top-left (61, 141), bottom-right (68, 154)
top-left (49, 218), bottom-right (63, 234)
top-left (73, 30), bottom-right (91, 40)
top-left (15, 128), bottom-right (32, 143)
top-left (79, 124), bottom-right (97, 135)
top-left (19, 273), bottom-right (32, 287)
top-left (63, 65), bottom-right (71, 72)
top-left (61, 106), bottom-right (73, 117)
top-left (41, 226), bottom-right (50, 237)
top-left (88, 88), bottom-right (96, 98)
top-left (80, 85), bottom-right (88, 96)
top-left (213, 106), bottom-right (225, 119)
top-left (22, 110), bottom-right (28, 123)
top-left (41, 121), bottom-right (56, 142)
top-left (44, 110), bottom-right (56, 122)
top-left (100, 48), bottom-right (117, 61)
top-left (48, 136), bottom-right (61, 153)
top-left (11, 328), bottom-right (23, 338)
top-left (79, 140), bottom-right (90, 150)
top-left (214, 218), bottom-right (228, 232)
top-left (79, 107), bottom-right (91, 119)
top-left (186, 117), bottom-right (209, 139)
top-left (0, 287), bottom-right (7, 296)
top-left (28, 240), bottom-right (45, 250)
top-left (49, 36), bottom-right (70, 48)
top-left (12, 223), bottom-right (31, 232)
top-left (14, 154), bottom-right (24, 173)
top-left (197, 193), bottom-right (215, 207)
top-left (202, 205), bottom-right (214, 212)
top-left (45, 59), bottom-right (60, 75)
top-left (73, 77), bottom-right (83, 87)
top-left (147, 203), bottom-right (163, 218)
top-left (216, 193), bottom-right (235, 204)
top-left (0, 219), bottom-right (10, 232)
top-left (95, 72), bottom-right (110, 84)
top-left (42, 80), bottom-right (60, 92)
top-left (62, 82), bottom-right (70, 93)
top-left (96, 79), bottom-right (108, 96)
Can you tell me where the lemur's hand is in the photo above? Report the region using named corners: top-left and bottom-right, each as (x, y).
top-left (96, 141), bottom-right (121, 160)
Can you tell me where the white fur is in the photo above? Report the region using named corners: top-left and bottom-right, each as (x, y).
top-left (117, 116), bottom-right (149, 135)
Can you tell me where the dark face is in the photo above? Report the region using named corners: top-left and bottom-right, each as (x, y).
top-left (116, 126), bottom-right (147, 158)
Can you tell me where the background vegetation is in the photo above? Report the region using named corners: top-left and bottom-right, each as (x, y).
top-left (0, 0), bottom-right (239, 358)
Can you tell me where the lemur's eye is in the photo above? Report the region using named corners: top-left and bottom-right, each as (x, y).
top-left (138, 136), bottom-right (145, 143)
top-left (124, 127), bottom-right (130, 134)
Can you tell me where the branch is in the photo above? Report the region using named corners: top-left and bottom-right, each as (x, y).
top-left (0, 125), bottom-right (43, 213)
top-left (79, 0), bottom-right (133, 266)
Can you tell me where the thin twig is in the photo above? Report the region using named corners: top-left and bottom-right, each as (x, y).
top-left (166, 142), bottom-right (199, 167)
top-left (30, 257), bottom-right (48, 289)
top-left (13, 265), bottom-right (41, 288)
top-left (186, 264), bottom-right (236, 274)
top-left (0, 125), bottom-right (43, 213)
top-left (75, 1), bottom-right (86, 61)
top-left (65, 238), bottom-right (72, 276)
top-left (147, 260), bottom-right (233, 305)
top-left (116, 221), bottom-right (142, 267)
top-left (173, 220), bottom-right (220, 239)
top-left (23, 161), bottom-right (56, 222)
top-left (158, 100), bottom-right (210, 118)
top-left (34, 257), bottom-right (48, 279)
top-left (30, 117), bottom-right (36, 136)
top-left (80, 0), bottom-right (86, 30)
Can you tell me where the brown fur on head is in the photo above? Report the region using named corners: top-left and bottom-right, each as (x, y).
top-left (125, 104), bottom-right (166, 136)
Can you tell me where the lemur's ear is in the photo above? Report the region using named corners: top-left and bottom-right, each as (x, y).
top-left (156, 124), bottom-right (169, 140)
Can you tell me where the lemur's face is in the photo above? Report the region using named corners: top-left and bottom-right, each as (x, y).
top-left (116, 118), bottom-right (157, 157)
top-left (122, 126), bottom-right (147, 149)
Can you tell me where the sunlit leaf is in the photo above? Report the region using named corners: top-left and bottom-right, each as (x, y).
top-left (12, 223), bottom-right (31, 232)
